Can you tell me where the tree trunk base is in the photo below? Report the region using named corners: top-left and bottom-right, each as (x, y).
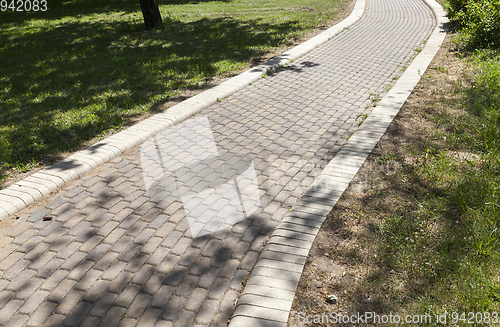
top-left (139, 0), bottom-right (163, 30)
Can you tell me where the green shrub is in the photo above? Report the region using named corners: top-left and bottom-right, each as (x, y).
top-left (445, 0), bottom-right (468, 18)
top-left (457, 0), bottom-right (500, 48)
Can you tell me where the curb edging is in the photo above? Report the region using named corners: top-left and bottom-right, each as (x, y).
top-left (228, 0), bottom-right (448, 326)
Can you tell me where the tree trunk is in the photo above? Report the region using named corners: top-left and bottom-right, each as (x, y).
top-left (139, 0), bottom-right (163, 30)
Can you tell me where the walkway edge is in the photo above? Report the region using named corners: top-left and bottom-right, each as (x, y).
top-left (228, 1), bottom-right (448, 326)
top-left (0, 0), bottom-right (367, 221)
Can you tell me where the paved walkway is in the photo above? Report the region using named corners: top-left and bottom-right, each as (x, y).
top-left (0, 0), bottom-right (437, 326)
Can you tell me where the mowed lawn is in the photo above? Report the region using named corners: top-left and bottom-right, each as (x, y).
top-left (0, 0), bottom-right (348, 185)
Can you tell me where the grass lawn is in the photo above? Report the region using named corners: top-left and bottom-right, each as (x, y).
top-left (0, 0), bottom-right (349, 186)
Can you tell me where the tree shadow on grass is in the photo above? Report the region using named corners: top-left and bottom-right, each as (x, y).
top-left (0, 15), bottom-right (303, 183)
top-left (0, 0), bottom-right (232, 25)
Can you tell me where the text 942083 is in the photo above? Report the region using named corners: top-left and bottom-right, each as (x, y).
top-left (1, 0), bottom-right (47, 11)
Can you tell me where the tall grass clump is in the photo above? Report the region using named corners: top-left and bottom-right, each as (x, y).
top-left (468, 53), bottom-right (500, 151)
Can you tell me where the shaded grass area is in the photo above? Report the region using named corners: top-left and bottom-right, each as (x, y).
top-left (0, 0), bottom-right (348, 186)
top-left (290, 30), bottom-right (500, 327)
top-left (352, 48), bottom-right (500, 321)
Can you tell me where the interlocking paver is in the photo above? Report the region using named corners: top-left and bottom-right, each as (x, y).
top-left (88, 292), bottom-right (118, 317)
top-left (99, 306), bottom-right (126, 327)
top-left (0, 0), bottom-right (439, 325)
top-left (4, 314), bottom-right (28, 327)
top-left (162, 295), bottom-right (185, 321)
top-left (55, 290), bottom-right (85, 315)
top-left (26, 301), bottom-right (57, 326)
top-left (196, 300), bottom-right (218, 325)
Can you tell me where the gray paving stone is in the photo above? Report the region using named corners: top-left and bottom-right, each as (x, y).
top-left (239, 251), bottom-right (260, 270)
top-left (107, 271), bottom-right (133, 294)
top-left (118, 317), bottom-right (138, 327)
top-left (42, 313), bottom-right (65, 327)
top-left (151, 285), bottom-right (175, 308)
top-left (11, 229), bottom-right (37, 246)
top-left (55, 290), bottom-right (85, 315)
top-left (147, 246), bottom-right (170, 266)
top-left (101, 260), bottom-right (127, 280)
top-left (230, 270), bottom-right (249, 290)
top-left (80, 316), bottom-right (101, 327)
top-left (100, 306), bottom-right (126, 327)
top-left (15, 277), bottom-right (44, 300)
top-left (60, 251), bottom-right (86, 271)
top-left (208, 277), bottom-right (231, 300)
top-left (161, 231), bottom-right (183, 249)
top-left (0, 300), bottom-right (24, 325)
top-left (128, 293), bottom-right (152, 318)
top-left (195, 299), bottom-right (218, 325)
top-left (219, 289), bottom-right (238, 314)
top-left (39, 269), bottom-right (69, 291)
top-left (131, 264), bottom-right (155, 285)
top-left (175, 274), bottom-right (198, 297)
top-left (4, 314), bottom-right (29, 327)
top-left (4, 268), bottom-right (36, 292)
top-left (184, 287), bottom-right (208, 311)
top-left (94, 251), bottom-right (119, 271)
top-left (114, 284), bottom-right (140, 308)
top-left (161, 295), bottom-right (186, 321)
top-left (26, 301), bottom-right (57, 326)
top-left (138, 308), bottom-right (162, 327)
top-left (174, 310), bottom-right (196, 327)
top-left (198, 267), bottom-right (219, 289)
top-left (89, 292), bottom-right (118, 317)
top-left (46, 279), bottom-right (77, 303)
top-left (189, 256), bottom-right (210, 276)
top-left (74, 269), bottom-right (102, 291)
top-left (210, 313), bottom-right (232, 327)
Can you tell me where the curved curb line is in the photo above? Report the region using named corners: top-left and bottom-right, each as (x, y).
top-left (228, 1), bottom-right (448, 326)
top-left (0, 0), bottom-right (366, 221)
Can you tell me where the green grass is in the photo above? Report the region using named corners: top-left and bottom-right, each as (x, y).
top-left (0, 0), bottom-right (348, 185)
top-left (353, 47), bottom-right (500, 324)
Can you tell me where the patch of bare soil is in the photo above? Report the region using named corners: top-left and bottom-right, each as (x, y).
top-left (288, 33), bottom-right (470, 326)
top-left (1, 0), bottom-right (356, 189)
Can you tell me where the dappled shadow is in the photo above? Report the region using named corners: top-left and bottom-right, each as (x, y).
top-left (0, 14), bottom-right (303, 180)
top-left (442, 20), bottom-right (461, 34)
top-left (347, 169), bottom-right (471, 314)
top-left (0, 93), bottom-right (361, 325)
top-left (0, 0), bottom-right (232, 25)
top-left (248, 59), bottom-right (321, 75)
top-left (2, 169), bottom-right (273, 325)
top-left (273, 61), bottom-right (321, 74)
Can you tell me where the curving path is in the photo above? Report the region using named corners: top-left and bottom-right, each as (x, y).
top-left (0, 0), bottom-right (440, 326)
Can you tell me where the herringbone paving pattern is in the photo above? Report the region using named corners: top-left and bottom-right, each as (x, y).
top-left (0, 0), bottom-right (434, 326)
